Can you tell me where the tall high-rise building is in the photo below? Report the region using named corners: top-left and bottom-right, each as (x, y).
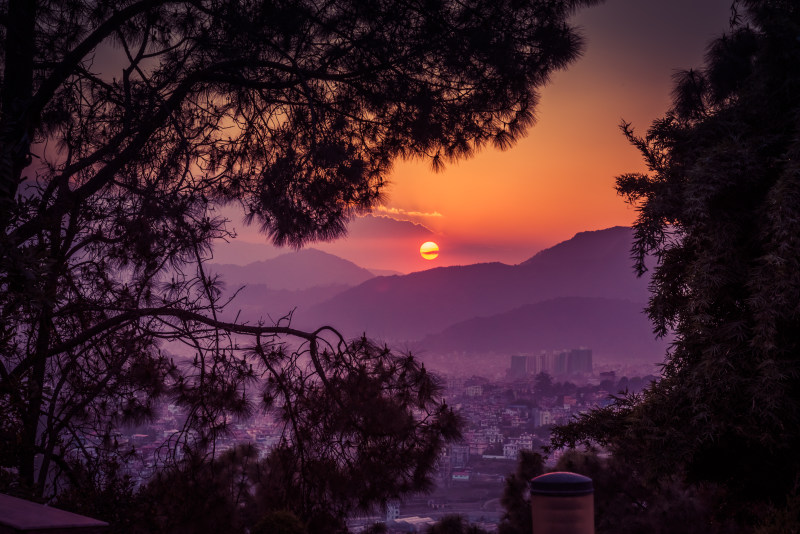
top-left (567, 348), bottom-right (593, 374)
top-left (509, 348), bottom-right (593, 378)
top-left (527, 352), bottom-right (548, 375)
top-left (509, 355), bottom-right (527, 378)
top-left (552, 350), bottom-right (569, 375)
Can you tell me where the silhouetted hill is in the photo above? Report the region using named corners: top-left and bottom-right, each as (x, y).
top-left (521, 226), bottom-right (634, 266)
top-left (211, 239), bottom-right (282, 265)
top-left (367, 268), bottom-right (404, 277)
top-left (415, 297), bottom-right (666, 363)
top-left (299, 227), bottom-right (650, 341)
top-left (297, 262), bottom-right (518, 339)
top-left (210, 248), bottom-right (375, 291)
top-left (516, 226), bottom-right (650, 302)
top-left (218, 283), bottom-right (352, 324)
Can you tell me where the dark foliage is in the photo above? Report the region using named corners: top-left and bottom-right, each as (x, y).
top-left (551, 0), bottom-right (800, 528)
top-left (497, 450), bottom-right (544, 534)
top-left (0, 0), bottom-right (600, 527)
top-left (131, 347), bottom-right (462, 534)
top-left (753, 489), bottom-right (800, 534)
top-left (51, 457), bottom-right (141, 532)
top-left (427, 514), bottom-right (490, 534)
top-left (553, 449), bottom-right (739, 534)
top-left (135, 444), bottom-right (259, 534)
top-left (251, 510), bottom-right (309, 534)
top-left (361, 524), bottom-right (388, 534)
top-left (249, 338), bottom-right (462, 529)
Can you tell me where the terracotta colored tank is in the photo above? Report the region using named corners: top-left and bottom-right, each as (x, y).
top-left (530, 471), bottom-right (594, 534)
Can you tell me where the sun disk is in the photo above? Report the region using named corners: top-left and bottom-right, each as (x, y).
top-left (420, 241), bottom-right (439, 260)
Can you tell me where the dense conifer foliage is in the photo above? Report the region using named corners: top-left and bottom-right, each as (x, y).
top-left (427, 514), bottom-right (490, 534)
top-left (497, 450), bottom-right (544, 534)
top-left (0, 0), bottom-right (600, 525)
top-left (548, 449), bottom-right (738, 534)
top-left (552, 0), bottom-right (800, 528)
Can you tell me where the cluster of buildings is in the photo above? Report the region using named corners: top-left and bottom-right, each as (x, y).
top-left (111, 348), bottom-right (610, 486)
top-left (111, 408), bottom-right (284, 483)
top-left (508, 347), bottom-right (593, 379)
top-left (367, 353), bottom-right (659, 532)
top-left (435, 379), bottom-right (612, 481)
top-left (99, 346), bottom-right (656, 532)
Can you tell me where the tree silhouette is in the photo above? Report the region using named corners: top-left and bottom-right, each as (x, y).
top-left (249, 339), bottom-right (461, 530)
top-left (0, 0), bottom-right (599, 518)
top-left (551, 1), bottom-right (800, 527)
top-left (427, 514), bottom-right (490, 534)
top-left (498, 450), bottom-right (544, 534)
top-left (550, 449), bottom-right (733, 534)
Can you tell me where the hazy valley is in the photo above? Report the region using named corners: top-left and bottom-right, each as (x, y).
top-left (211, 226), bottom-right (667, 374)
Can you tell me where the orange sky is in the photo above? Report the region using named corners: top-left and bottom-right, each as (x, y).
top-left (219, 0), bottom-right (733, 273)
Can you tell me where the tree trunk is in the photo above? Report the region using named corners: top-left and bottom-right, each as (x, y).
top-left (0, 0), bottom-right (36, 230)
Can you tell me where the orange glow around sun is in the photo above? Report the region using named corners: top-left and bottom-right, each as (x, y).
top-left (420, 241), bottom-right (439, 260)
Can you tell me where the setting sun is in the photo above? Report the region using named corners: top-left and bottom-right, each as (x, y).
top-left (420, 241), bottom-right (439, 260)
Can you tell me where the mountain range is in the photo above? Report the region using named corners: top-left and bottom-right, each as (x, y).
top-left (213, 227), bottom-right (666, 365)
top-left (299, 227), bottom-right (649, 334)
top-left (210, 248), bottom-right (375, 290)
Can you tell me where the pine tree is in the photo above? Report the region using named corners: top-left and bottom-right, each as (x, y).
top-left (0, 0), bottom-right (602, 522)
top-left (552, 0), bottom-right (800, 525)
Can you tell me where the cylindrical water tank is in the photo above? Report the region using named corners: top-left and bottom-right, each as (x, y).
top-left (530, 471), bottom-right (594, 534)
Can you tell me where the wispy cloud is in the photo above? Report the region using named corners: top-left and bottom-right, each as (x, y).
top-left (374, 206), bottom-right (443, 219)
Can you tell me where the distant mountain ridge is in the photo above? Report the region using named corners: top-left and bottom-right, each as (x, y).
top-left (415, 296), bottom-right (665, 363)
top-left (210, 248), bottom-right (375, 291)
top-left (214, 227), bottom-right (665, 364)
top-left (297, 227), bottom-right (650, 342)
top-left (218, 283), bottom-right (352, 324)
top-left (521, 226), bottom-right (635, 266)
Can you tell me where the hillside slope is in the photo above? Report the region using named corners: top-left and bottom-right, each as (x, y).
top-left (299, 227), bottom-right (650, 340)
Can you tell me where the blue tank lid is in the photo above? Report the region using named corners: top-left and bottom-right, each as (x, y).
top-left (530, 471), bottom-right (594, 496)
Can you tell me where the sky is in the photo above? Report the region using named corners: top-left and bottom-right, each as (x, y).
top-left (214, 0), bottom-right (734, 273)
